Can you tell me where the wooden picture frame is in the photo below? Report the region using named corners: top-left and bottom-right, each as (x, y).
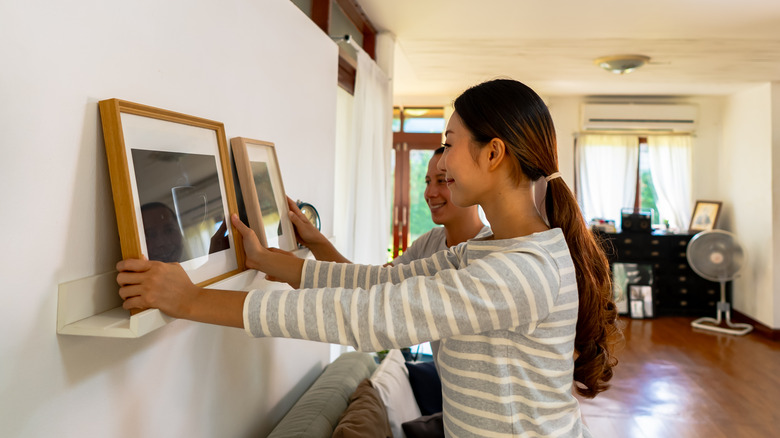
top-left (689, 200), bottom-right (722, 233)
top-left (99, 99), bottom-right (245, 288)
top-left (230, 137), bottom-right (297, 251)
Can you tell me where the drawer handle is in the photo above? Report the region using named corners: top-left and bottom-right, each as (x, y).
top-left (651, 251), bottom-right (660, 257)
top-left (680, 301), bottom-right (688, 306)
top-left (679, 276), bottom-right (687, 282)
top-left (624, 238), bottom-right (633, 244)
top-left (651, 239), bottom-right (660, 245)
top-left (678, 264), bottom-right (687, 269)
top-left (680, 288), bottom-right (688, 294)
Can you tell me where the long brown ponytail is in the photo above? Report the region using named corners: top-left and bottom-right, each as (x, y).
top-left (454, 79), bottom-right (620, 397)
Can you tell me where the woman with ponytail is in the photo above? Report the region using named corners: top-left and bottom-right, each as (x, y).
top-left (117, 78), bottom-right (619, 437)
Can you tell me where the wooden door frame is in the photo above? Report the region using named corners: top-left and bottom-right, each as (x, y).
top-left (391, 132), bottom-right (441, 258)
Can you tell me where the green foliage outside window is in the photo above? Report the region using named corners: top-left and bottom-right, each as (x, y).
top-left (639, 170), bottom-right (660, 225)
top-left (638, 144), bottom-right (660, 225)
top-left (409, 150), bottom-right (436, 242)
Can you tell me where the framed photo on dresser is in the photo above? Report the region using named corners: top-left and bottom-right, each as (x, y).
top-left (689, 200), bottom-right (722, 233)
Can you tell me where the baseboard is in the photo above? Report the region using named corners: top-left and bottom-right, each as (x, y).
top-left (731, 310), bottom-right (780, 341)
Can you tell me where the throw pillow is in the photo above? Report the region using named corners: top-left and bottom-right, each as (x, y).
top-left (370, 349), bottom-right (422, 438)
top-left (332, 378), bottom-right (392, 438)
top-left (402, 412), bottom-right (444, 438)
top-left (404, 361), bottom-right (442, 416)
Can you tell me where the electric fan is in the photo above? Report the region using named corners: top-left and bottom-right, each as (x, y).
top-left (686, 230), bottom-right (753, 335)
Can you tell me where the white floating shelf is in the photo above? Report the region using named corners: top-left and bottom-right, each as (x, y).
top-left (57, 248), bottom-right (311, 338)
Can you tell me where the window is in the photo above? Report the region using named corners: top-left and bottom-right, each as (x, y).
top-left (390, 107), bottom-right (446, 259)
top-left (576, 134), bottom-right (692, 232)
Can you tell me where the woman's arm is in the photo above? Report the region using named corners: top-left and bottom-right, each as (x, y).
top-left (116, 258), bottom-right (247, 327)
top-left (117, 214), bottom-right (305, 325)
top-left (286, 197), bottom-right (351, 263)
top-left (245, 248), bottom-right (563, 351)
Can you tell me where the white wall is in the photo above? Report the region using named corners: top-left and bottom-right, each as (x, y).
top-left (720, 83), bottom-right (777, 328)
top-left (0, 1), bottom-right (339, 436)
top-left (546, 96), bottom-right (579, 184)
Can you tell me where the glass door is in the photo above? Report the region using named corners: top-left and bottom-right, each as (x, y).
top-left (390, 107), bottom-right (445, 260)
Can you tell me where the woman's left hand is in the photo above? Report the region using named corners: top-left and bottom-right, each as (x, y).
top-left (116, 258), bottom-right (200, 319)
top-left (231, 214), bottom-right (304, 288)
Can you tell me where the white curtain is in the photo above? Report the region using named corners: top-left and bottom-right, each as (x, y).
top-left (576, 134), bottom-right (639, 225)
top-left (646, 135), bottom-right (692, 231)
top-left (334, 49), bottom-right (392, 265)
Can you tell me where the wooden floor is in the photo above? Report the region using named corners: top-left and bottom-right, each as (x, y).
top-left (576, 316), bottom-right (780, 438)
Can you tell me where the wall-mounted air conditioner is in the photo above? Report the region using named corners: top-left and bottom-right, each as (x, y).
top-left (581, 103), bottom-right (698, 132)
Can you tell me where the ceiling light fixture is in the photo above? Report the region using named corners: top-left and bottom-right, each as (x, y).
top-left (594, 54), bottom-right (651, 74)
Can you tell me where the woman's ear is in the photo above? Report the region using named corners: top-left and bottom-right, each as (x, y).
top-left (483, 138), bottom-right (507, 171)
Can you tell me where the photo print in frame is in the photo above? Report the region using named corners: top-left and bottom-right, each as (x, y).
top-left (689, 200), bottom-right (722, 233)
top-left (230, 137), bottom-right (297, 251)
top-left (611, 263), bottom-right (653, 315)
top-left (99, 99), bottom-right (245, 293)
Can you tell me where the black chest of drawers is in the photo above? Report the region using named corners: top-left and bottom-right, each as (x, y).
top-left (597, 232), bottom-right (728, 316)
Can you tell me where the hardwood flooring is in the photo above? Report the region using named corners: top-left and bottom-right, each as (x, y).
top-left (576, 316), bottom-right (780, 438)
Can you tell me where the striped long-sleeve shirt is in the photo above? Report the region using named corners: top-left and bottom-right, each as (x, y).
top-left (243, 228), bottom-right (591, 437)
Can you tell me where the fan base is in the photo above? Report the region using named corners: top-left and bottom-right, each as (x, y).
top-left (691, 316), bottom-right (753, 336)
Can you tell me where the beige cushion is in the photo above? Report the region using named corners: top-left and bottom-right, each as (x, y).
top-left (370, 349), bottom-right (422, 438)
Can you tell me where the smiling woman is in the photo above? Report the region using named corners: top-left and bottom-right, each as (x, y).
top-left (116, 78), bottom-right (620, 438)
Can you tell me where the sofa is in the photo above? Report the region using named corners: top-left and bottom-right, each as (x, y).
top-left (266, 350), bottom-right (443, 438)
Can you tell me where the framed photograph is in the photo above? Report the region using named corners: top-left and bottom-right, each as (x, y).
top-left (99, 99), bottom-right (245, 287)
top-left (629, 284), bottom-right (654, 318)
top-left (689, 200), bottom-right (722, 233)
top-left (230, 137), bottom-right (297, 251)
top-left (611, 263), bottom-right (653, 315)
top-left (629, 300), bottom-right (645, 319)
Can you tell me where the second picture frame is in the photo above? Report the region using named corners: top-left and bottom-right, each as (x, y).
top-left (231, 137), bottom-right (297, 251)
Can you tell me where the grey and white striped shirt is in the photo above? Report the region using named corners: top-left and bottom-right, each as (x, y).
top-left (244, 228), bottom-right (590, 437)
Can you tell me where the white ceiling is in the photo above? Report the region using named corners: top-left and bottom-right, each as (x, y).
top-left (356, 0), bottom-right (780, 104)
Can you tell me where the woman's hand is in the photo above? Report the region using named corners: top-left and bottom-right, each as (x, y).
top-left (286, 197), bottom-right (328, 248)
top-left (285, 197), bottom-right (351, 264)
top-left (231, 213), bottom-right (305, 288)
top-left (230, 213), bottom-right (267, 271)
top-left (116, 258), bottom-right (200, 319)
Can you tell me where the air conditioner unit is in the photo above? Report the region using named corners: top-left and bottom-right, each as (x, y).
top-left (581, 103), bottom-right (697, 132)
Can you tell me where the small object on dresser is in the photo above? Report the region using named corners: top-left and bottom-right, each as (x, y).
top-left (620, 208), bottom-right (653, 233)
top-left (629, 284), bottom-right (654, 318)
top-left (589, 218), bottom-right (617, 233)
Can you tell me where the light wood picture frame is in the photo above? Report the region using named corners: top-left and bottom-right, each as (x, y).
top-left (689, 200), bottom-right (722, 233)
top-left (230, 137), bottom-right (297, 251)
top-left (99, 99), bottom-right (245, 289)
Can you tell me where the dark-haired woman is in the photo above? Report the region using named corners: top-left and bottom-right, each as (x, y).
top-left (117, 78), bottom-right (619, 437)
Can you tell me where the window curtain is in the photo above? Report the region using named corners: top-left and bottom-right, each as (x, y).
top-left (576, 134), bottom-right (639, 225)
top-left (334, 49), bottom-right (392, 265)
top-left (646, 135), bottom-right (692, 231)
